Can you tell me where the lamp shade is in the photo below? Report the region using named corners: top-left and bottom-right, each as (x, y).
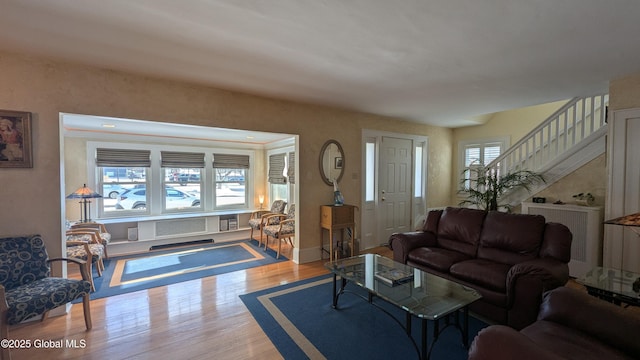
top-left (66, 184), bottom-right (103, 199)
top-left (604, 212), bottom-right (640, 227)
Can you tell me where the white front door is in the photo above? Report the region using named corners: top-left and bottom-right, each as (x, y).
top-left (378, 136), bottom-right (412, 241)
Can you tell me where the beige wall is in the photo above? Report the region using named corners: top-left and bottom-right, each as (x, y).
top-left (610, 72), bottom-right (640, 110)
top-left (529, 154), bottom-right (607, 207)
top-left (0, 51), bottom-right (452, 266)
top-left (450, 100), bottom-right (568, 204)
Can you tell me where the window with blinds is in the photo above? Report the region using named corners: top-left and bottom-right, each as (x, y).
top-left (96, 148), bottom-right (150, 210)
top-left (268, 153), bottom-right (287, 184)
top-left (213, 153), bottom-right (250, 208)
top-left (461, 141), bottom-right (505, 190)
top-left (93, 143), bottom-right (254, 218)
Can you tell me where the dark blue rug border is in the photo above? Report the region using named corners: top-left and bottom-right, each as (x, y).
top-left (82, 239), bottom-right (286, 300)
top-left (240, 274), bottom-right (489, 360)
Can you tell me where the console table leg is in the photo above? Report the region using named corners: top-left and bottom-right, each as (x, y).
top-left (462, 306), bottom-right (469, 347)
top-left (332, 274), bottom-right (338, 308)
top-left (421, 319), bottom-right (428, 360)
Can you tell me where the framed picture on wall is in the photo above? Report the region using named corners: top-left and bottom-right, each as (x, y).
top-left (334, 157), bottom-right (343, 169)
top-left (0, 110), bottom-right (32, 168)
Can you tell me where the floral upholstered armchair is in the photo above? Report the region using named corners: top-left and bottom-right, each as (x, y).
top-left (69, 222), bottom-right (111, 258)
top-left (65, 230), bottom-right (105, 292)
top-left (263, 204), bottom-right (295, 259)
top-left (248, 200), bottom-right (287, 247)
top-left (0, 235), bottom-right (92, 360)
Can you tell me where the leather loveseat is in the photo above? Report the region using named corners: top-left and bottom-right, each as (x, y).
top-left (468, 286), bottom-right (640, 360)
top-left (389, 206), bottom-right (572, 329)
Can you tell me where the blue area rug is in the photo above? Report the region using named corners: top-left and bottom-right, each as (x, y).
top-left (81, 239), bottom-right (286, 301)
top-left (240, 275), bottom-right (489, 360)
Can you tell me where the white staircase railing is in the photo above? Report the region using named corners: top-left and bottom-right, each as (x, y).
top-left (487, 93), bottom-right (609, 178)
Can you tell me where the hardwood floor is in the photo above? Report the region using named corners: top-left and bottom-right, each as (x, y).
top-left (9, 242), bottom-right (325, 360)
top-left (3, 243), bottom-right (615, 360)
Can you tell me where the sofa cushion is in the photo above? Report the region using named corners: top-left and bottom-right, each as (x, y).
top-left (436, 207), bottom-right (487, 257)
top-left (539, 222), bottom-right (572, 262)
top-left (477, 211), bottom-right (545, 265)
top-left (421, 209), bottom-right (443, 232)
top-left (407, 247), bottom-right (471, 273)
top-left (450, 259), bottom-right (510, 292)
top-left (521, 320), bottom-right (632, 360)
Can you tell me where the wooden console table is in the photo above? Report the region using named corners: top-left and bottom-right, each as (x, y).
top-left (320, 204), bottom-right (356, 261)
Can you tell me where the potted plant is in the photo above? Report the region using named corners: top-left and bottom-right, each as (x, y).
top-left (458, 166), bottom-right (545, 212)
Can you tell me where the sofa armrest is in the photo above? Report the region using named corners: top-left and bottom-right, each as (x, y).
top-left (503, 258), bottom-right (570, 329)
top-left (506, 257), bottom-right (569, 295)
top-left (388, 231), bottom-right (436, 263)
top-left (538, 287), bottom-right (640, 358)
top-left (468, 325), bottom-right (564, 360)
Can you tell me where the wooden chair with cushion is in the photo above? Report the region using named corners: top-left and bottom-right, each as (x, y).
top-left (0, 235), bottom-right (92, 360)
top-left (248, 200), bottom-right (287, 247)
top-left (70, 222), bottom-right (111, 258)
top-left (263, 204), bottom-right (295, 259)
top-left (65, 230), bottom-right (105, 292)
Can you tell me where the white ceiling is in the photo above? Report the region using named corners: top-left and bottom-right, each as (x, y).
top-left (1, 0), bottom-right (640, 128)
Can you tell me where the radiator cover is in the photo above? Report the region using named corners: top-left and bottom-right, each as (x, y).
top-left (521, 202), bottom-right (603, 278)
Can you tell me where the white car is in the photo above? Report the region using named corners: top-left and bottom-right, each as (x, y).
top-left (103, 184), bottom-right (130, 199)
top-left (116, 186), bottom-right (200, 210)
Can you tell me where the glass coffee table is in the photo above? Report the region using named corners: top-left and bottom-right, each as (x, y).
top-left (324, 254), bottom-right (482, 360)
top-left (577, 266), bottom-right (640, 307)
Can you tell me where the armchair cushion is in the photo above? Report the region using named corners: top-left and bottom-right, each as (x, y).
top-left (0, 235), bottom-right (92, 326)
top-left (66, 243), bottom-right (105, 263)
top-left (249, 200), bottom-right (288, 229)
top-left (0, 235), bottom-right (50, 291)
top-left (5, 277), bottom-right (91, 325)
top-left (263, 204), bottom-right (296, 239)
top-left (263, 222), bottom-right (294, 238)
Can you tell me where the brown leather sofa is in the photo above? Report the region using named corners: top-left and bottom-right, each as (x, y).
top-left (468, 286), bottom-right (640, 360)
top-left (389, 206), bottom-right (572, 329)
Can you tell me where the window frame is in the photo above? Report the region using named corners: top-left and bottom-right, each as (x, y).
top-left (88, 142), bottom-right (254, 219)
top-left (458, 136), bottom-right (510, 191)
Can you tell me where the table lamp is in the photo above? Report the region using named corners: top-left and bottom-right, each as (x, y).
top-left (604, 212), bottom-right (640, 291)
top-left (66, 184), bottom-right (103, 223)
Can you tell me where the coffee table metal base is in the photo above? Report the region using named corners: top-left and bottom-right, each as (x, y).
top-left (331, 274), bottom-right (471, 360)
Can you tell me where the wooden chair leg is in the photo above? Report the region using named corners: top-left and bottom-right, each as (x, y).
top-left (86, 262), bottom-right (95, 292)
top-left (277, 238), bottom-right (282, 259)
top-left (103, 243), bottom-right (109, 259)
top-left (95, 258), bottom-right (103, 277)
top-left (82, 294), bottom-right (92, 330)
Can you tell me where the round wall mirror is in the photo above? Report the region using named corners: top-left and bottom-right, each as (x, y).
top-left (319, 139), bottom-right (345, 186)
